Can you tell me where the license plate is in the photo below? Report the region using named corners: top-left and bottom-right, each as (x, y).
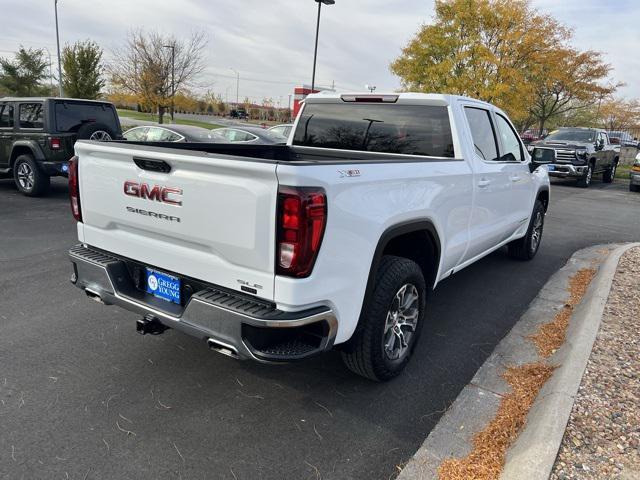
top-left (145, 268), bottom-right (181, 304)
top-left (547, 165), bottom-right (555, 171)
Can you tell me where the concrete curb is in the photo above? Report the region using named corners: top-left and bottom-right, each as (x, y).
top-left (500, 242), bottom-right (640, 479)
top-left (397, 243), bottom-right (639, 480)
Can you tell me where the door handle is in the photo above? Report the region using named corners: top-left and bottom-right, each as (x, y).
top-left (510, 175), bottom-right (521, 182)
top-left (477, 178), bottom-right (491, 188)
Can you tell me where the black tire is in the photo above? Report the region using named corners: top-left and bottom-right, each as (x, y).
top-left (508, 200), bottom-right (545, 260)
top-left (13, 154), bottom-right (50, 197)
top-left (603, 161), bottom-right (617, 183)
top-left (630, 183), bottom-right (640, 193)
top-left (76, 122), bottom-right (116, 141)
top-left (341, 256), bottom-right (427, 381)
top-left (576, 163), bottom-right (593, 188)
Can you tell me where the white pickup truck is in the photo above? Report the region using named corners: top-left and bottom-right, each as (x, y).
top-left (68, 93), bottom-right (551, 381)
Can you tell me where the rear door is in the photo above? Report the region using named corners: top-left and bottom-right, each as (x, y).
top-left (76, 142), bottom-right (280, 300)
top-left (0, 102), bottom-right (14, 167)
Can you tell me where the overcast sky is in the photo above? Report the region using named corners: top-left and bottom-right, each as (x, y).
top-left (1, 0), bottom-right (638, 105)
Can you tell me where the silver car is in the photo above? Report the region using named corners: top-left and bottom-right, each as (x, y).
top-left (630, 152), bottom-right (640, 192)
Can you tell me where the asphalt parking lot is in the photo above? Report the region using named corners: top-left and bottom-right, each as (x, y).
top-left (0, 175), bottom-right (638, 480)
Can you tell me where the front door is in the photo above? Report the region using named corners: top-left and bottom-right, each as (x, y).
top-left (461, 105), bottom-right (515, 262)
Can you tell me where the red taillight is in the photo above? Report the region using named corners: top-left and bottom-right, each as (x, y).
top-left (276, 186), bottom-right (327, 278)
top-left (50, 137), bottom-right (61, 150)
top-left (68, 156), bottom-right (82, 222)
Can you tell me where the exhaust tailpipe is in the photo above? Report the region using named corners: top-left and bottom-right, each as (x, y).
top-left (85, 288), bottom-right (105, 304)
top-left (207, 338), bottom-right (239, 359)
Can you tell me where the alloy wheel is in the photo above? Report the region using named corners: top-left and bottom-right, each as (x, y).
top-left (17, 162), bottom-right (34, 191)
top-left (531, 211), bottom-right (544, 253)
top-left (383, 284), bottom-right (420, 361)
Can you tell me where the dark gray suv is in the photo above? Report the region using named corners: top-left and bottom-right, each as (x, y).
top-left (0, 97), bottom-right (122, 196)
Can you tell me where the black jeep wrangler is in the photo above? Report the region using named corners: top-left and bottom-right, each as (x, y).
top-left (0, 97), bottom-right (122, 196)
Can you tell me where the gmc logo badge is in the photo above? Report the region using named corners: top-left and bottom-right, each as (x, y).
top-left (124, 181), bottom-right (183, 206)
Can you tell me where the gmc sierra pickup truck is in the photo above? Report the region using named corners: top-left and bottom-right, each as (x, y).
top-left (68, 93), bottom-right (551, 381)
top-left (528, 127), bottom-right (618, 188)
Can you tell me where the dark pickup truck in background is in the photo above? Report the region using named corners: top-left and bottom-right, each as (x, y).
top-left (0, 97), bottom-right (122, 196)
top-left (528, 127), bottom-right (618, 188)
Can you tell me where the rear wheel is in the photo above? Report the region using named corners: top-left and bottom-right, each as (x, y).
top-left (577, 164), bottom-right (593, 188)
top-left (508, 200), bottom-right (545, 260)
top-left (630, 183), bottom-right (640, 193)
top-left (341, 256), bottom-right (426, 381)
top-left (603, 161), bottom-right (617, 183)
top-left (13, 154), bottom-right (50, 197)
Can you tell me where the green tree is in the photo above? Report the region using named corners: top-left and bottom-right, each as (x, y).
top-left (0, 47), bottom-right (49, 96)
top-left (62, 40), bottom-right (105, 99)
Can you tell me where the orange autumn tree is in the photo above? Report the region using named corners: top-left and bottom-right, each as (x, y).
top-left (391, 0), bottom-right (616, 132)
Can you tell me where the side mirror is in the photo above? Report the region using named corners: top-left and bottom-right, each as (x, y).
top-left (596, 139), bottom-right (605, 150)
top-left (530, 147), bottom-right (555, 173)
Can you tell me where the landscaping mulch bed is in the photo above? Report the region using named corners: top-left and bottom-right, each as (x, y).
top-left (551, 247), bottom-right (640, 480)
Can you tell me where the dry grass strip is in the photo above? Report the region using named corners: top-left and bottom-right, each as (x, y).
top-left (530, 268), bottom-right (597, 358)
top-left (437, 267), bottom-right (597, 479)
top-left (438, 363), bottom-right (554, 480)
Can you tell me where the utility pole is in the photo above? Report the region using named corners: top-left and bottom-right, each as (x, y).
top-left (163, 45), bottom-right (176, 122)
top-left (311, 0), bottom-right (335, 93)
top-left (229, 68), bottom-right (240, 106)
top-left (54, 0), bottom-right (63, 97)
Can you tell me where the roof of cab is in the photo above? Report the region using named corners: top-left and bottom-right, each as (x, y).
top-left (304, 91), bottom-right (496, 109)
top-left (0, 97), bottom-right (114, 104)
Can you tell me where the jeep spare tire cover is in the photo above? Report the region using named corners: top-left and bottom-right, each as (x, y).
top-left (76, 122), bottom-right (115, 142)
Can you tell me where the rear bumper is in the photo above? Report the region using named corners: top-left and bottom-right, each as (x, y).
top-left (40, 160), bottom-right (70, 177)
top-left (68, 244), bottom-right (337, 362)
top-left (548, 164), bottom-right (588, 178)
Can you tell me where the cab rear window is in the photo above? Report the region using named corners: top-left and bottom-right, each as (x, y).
top-left (54, 101), bottom-right (118, 133)
top-left (292, 103), bottom-right (454, 158)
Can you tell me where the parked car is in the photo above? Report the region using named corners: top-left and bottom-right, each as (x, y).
top-left (123, 124), bottom-right (225, 143)
top-left (528, 127), bottom-right (618, 187)
top-left (268, 124), bottom-right (294, 138)
top-left (213, 126), bottom-right (287, 144)
top-left (67, 92), bottom-right (550, 381)
top-left (229, 109), bottom-right (248, 120)
top-left (608, 131), bottom-right (639, 148)
top-left (0, 97), bottom-right (122, 196)
top-left (630, 152), bottom-right (640, 192)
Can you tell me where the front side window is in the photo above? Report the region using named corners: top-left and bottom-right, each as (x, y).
top-left (464, 107), bottom-right (498, 161)
top-left (293, 103), bottom-right (454, 157)
top-left (19, 103), bottom-right (44, 129)
top-left (0, 104), bottom-right (13, 128)
top-left (495, 114), bottom-right (523, 162)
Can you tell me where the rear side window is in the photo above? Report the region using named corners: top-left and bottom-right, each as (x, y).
top-left (292, 103), bottom-right (455, 157)
top-left (54, 102), bottom-right (118, 133)
top-left (464, 107), bottom-right (498, 161)
top-left (0, 104), bottom-right (13, 128)
top-left (19, 103), bottom-right (44, 129)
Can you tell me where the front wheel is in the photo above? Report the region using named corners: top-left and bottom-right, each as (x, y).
top-left (341, 256), bottom-right (426, 381)
top-left (603, 161), bottom-right (617, 183)
top-left (576, 164), bottom-right (593, 188)
top-left (13, 154), bottom-right (50, 197)
top-left (508, 200), bottom-right (545, 260)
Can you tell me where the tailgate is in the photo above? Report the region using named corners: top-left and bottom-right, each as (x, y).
top-left (75, 142), bottom-right (278, 300)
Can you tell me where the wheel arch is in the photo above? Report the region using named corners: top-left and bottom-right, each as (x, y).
top-left (357, 220), bottom-right (441, 323)
top-left (536, 187), bottom-right (550, 212)
top-left (10, 141), bottom-right (45, 168)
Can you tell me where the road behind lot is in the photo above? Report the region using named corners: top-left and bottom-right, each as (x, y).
top-left (0, 176), bottom-right (638, 480)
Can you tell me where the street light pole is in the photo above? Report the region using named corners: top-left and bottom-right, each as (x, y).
top-left (229, 68), bottom-right (240, 106)
top-left (311, 0), bottom-right (335, 93)
top-left (163, 45), bottom-right (176, 122)
top-left (54, 0), bottom-right (63, 97)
